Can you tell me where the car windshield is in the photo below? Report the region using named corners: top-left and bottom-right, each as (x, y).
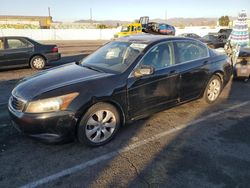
top-left (121, 26), bottom-right (130, 32)
top-left (80, 41), bottom-right (147, 73)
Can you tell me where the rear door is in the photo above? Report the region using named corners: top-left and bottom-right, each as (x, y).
top-left (3, 37), bottom-right (33, 67)
top-left (174, 40), bottom-right (210, 101)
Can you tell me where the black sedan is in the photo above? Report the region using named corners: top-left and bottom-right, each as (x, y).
top-left (8, 35), bottom-right (232, 146)
top-left (0, 36), bottom-right (60, 70)
top-left (198, 34), bottom-right (226, 49)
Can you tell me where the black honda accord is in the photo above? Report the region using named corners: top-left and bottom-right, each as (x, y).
top-left (8, 35), bottom-right (232, 146)
top-left (0, 36), bottom-right (60, 70)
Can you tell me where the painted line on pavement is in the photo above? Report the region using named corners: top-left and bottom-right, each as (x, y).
top-left (19, 101), bottom-right (250, 188)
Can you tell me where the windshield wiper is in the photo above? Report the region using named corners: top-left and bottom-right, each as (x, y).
top-left (81, 64), bottom-right (104, 73)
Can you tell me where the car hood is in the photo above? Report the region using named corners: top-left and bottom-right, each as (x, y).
top-left (13, 63), bottom-right (113, 101)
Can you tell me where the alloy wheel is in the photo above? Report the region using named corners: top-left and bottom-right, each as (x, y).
top-left (207, 79), bottom-right (221, 102)
top-left (85, 110), bottom-right (116, 143)
top-left (32, 57), bottom-right (45, 69)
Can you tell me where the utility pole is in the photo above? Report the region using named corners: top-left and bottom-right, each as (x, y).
top-left (165, 9), bottom-right (167, 21)
top-left (90, 8), bottom-right (92, 22)
top-left (48, 7), bottom-right (51, 17)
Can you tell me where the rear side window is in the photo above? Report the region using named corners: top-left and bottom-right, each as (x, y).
top-left (175, 41), bottom-right (208, 64)
top-left (7, 39), bottom-right (30, 49)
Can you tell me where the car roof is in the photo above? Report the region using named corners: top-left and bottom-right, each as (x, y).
top-left (0, 36), bottom-right (31, 40)
top-left (117, 34), bottom-right (195, 44)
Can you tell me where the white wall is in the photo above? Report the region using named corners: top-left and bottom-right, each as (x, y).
top-left (0, 27), bottom-right (222, 41)
top-left (0, 29), bottom-right (118, 40)
top-left (175, 26), bottom-right (221, 36)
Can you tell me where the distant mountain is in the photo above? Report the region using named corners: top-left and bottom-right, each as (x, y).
top-left (151, 18), bottom-right (217, 26)
top-left (74, 17), bottom-right (237, 27)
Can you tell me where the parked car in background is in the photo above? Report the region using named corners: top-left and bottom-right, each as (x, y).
top-left (234, 47), bottom-right (250, 81)
top-left (178, 33), bottom-right (201, 39)
top-left (198, 34), bottom-right (226, 49)
top-left (0, 36), bottom-right (60, 70)
top-left (144, 22), bottom-right (176, 35)
top-left (209, 28), bottom-right (232, 41)
top-left (9, 35), bottom-right (232, 146)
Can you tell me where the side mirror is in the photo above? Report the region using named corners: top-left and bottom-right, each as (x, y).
top-left (76, 59), bottom-right (83, 65)
top-left (134, 66), bottom-right (154, 78)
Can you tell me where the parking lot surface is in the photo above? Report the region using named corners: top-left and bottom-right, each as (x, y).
top-left (1, 41), bottom-right (250, 188)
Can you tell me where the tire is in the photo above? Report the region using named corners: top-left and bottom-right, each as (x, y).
top-left (203, 75), bottom-right (222, 104)
top-left (30, 55), bottom-right (46, 70)
top-left (77, 103), bottom-right (120, 146)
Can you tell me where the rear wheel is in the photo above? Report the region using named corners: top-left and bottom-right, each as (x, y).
top-left (30, 55), bottom-right (46, 70)
top-left (204, 75), bottom-right (222, 104)
top-left (77, 103), bottom-right (120, 146)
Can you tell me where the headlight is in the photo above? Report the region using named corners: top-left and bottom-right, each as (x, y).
top-left (25, 92), bottom-right (79, 113)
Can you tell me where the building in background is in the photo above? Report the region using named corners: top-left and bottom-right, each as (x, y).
top-left (51, 22), bottom-right (99, 29)
top-left (0, 15), bottom-right (52, 29)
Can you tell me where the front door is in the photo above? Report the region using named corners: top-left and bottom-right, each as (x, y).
top-left (127, 42), bottom-right (180, 119)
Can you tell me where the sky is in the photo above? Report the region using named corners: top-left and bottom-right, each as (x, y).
top-left (0, 0), bottom-right (250, 22)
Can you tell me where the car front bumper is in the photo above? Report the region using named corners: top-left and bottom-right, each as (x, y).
top-left (8, 107), bottom-right (77, 143)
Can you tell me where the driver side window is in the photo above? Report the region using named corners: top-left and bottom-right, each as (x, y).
top-left (140, 42), bottom-right (174, 71)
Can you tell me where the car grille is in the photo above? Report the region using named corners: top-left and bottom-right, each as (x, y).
top-left (9, 95), bottom-right (26, 112)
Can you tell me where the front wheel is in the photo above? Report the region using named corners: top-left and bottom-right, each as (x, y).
top-left (30, 55), bottom-right (46, 70)
top-left (204, 75), bottom-right (222, 104)
top-left (77, 103), bottom-right (120, 146)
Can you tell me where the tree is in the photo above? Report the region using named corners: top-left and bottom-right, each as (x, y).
top-left (97, 24), bottom-right (107, 29)
top-left (218, 16), bottom-right (230, 26)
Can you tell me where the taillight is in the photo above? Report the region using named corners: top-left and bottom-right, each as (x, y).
top-left (52, 46), bottom-right (58, 53)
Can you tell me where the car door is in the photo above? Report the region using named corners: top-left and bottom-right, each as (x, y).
top-left (174, 40), bottom-right (210, 101)
top-left (0, 38), bottom-right (6, 68)
top-left (127, 42), bottom-right (181, 119)
top-left (3, 37), bottom-right (33, 67)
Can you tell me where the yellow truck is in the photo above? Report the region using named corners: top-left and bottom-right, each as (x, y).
top-left (114, 22), bottom-right (143, 38)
